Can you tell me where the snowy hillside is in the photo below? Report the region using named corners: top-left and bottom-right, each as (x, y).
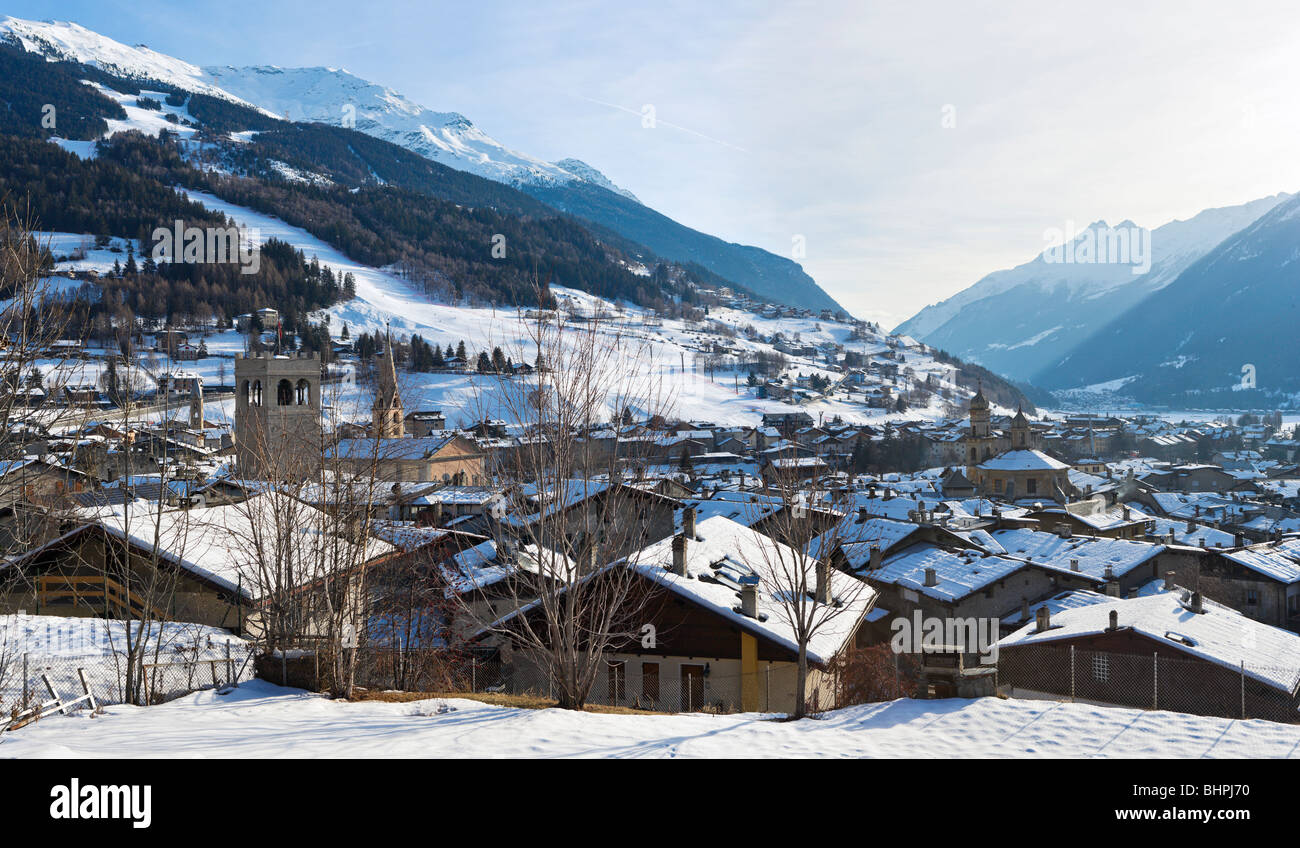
top-left (144, 189), bottom-right (973, 427)
top-left (4, 678), bottom-right (1297, 757)
top-left (895, 194), bottom-right (1290, 382)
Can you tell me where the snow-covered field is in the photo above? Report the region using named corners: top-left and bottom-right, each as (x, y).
top-left (3, 680), bottom-right (1297, 758)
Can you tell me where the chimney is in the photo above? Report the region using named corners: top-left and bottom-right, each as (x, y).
top-left (682, 506), bottom-right (697, 539)
top-left (1121, 505), bottom-right (1131, 521)
top-left (740, 579), bottom-right (758, 617)
top-left (429, 500), bottom-right (444, 526)
top-left (815, 560), bottom-right (831, 604)
top-left (1020, 598), bottom-right (1030, 622)
top-left (923, 567), bottom-right (938, 587)
top-left (1057, 524), bottom-right (1072, 539)
top-left (857, 506), bottom-right (868, 523)
top-left (1070, 558), bottom-right (1079, 572)
top-left (1035, 606), bottom-right (1051, 633)
top-left (1106, 609), bottom-right (1119, 632)
top-left (1186, 519), bottom-right (1195, 534)
top-left (1189, 591), bottom-right (1204, 614)
top-left (1163, 571), bottom-right (1176, 591)
top-left (1234, 532), bottom-right (1245, 548)
top-left (671, 534), bottom-right (688, 576)
top-left (868, 545), bottom-right (882, 570)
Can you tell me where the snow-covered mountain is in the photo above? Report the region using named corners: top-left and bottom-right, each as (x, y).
top-left (0, 16), bottom-right (264, 110)
top-left (0, 17), bottom-right (636, 197)
top-left (894, 194), bottom-right (1290, 382)
top-left (1039, 191), bottom-right (1300, 404)
top-left (201, 65), bottom-right (640, 197)
top-left (2, 16), bottom-right (844, 313)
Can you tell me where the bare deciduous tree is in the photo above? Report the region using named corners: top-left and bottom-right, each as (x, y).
top-left (463, 298), bottom-right (675, 709)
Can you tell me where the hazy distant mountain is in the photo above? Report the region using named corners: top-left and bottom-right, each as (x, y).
top-left (895, 194), bottom-right (1289, 382)
top-left (1039, 192), bottom-right (1300, 405)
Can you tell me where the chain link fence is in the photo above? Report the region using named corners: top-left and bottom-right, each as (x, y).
top-left (0, 641), bottom-right (256, 721)
top-left (996, 645), bottom-right (1300, 724)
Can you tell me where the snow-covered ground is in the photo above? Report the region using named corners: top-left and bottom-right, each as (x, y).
top-left (3, 680), bottom-right (1297, 757)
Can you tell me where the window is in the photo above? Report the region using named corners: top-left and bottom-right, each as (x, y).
top-left (1027, 477), bottom-right (1038, 494)
top-left (277, 379), bottom-right (292, 406)
top-left (1246, 589), bottom-right (1258, 606)
top-left (993, 478), bottom-right (1003, 493)
top-left (642, 662), bottom-right (660, 701)
top-left (1092, 653), bottom-right (1109, 682)
top-left (606, 661), bottom-right (626, 702)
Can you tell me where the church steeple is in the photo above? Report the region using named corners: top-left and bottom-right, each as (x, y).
top-left (373, 326), bottom-right (404, 438)
top-left (1010, 403), bottom-right (1030, 448)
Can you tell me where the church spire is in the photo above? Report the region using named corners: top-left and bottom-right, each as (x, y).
top-left (373, 325), bottom-right (404, 438)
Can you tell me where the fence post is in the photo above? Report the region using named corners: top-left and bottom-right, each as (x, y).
top-left (765, 665), bottom-right (771, 710)
top-left (1152, 652), bottom-right (1158, 711)
top-left (471, 657), bottom-right (477, 693)
top-left (1240, 661), bottom-right (1246, 719)
top-left (22, 653), bottom-right (28, 710)
top-left (281, 650), bottom-right (287, 687)
top-left (77, 668), bottom-right (97, 711)
top-left (225, 641), bottom-right (232, 686)
top-left (1069, 646), bottom-right (1075, 702)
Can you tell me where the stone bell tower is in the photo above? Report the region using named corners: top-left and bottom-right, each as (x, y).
top-left (234, 351), bottom-right (322, 478)
top-left (373, 329), bottom-right (404, 439)
top-left (964, 383), bottom-right (996, 476)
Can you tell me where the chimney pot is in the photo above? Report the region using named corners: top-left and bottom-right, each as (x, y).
top-left (740, 580), bottom-right (758, 617)
top-left (1070, 558), bottom-right (1079, 572)
top-left (1035, 606), bottom-right (1051, 633)
top-left (1107, 609), bottom-right (1119, 631)
top-left (923, 567), bottom-right (938, 587)
top-left (1190, 591), bottom-right (1204, 614)
top-left (671, 534), bottom-right (688, 576)
top-left (682, 506), bottom-right (697, 539)
top-left (868, 545), bottom-right (882, 570)
top-left (857, 506), bottom-right (868, 523)
top-left (815, 560), bottom-right (831, 604)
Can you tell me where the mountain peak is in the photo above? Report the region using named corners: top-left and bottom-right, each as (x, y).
top-left (554, 158), bottom-right (640, 203)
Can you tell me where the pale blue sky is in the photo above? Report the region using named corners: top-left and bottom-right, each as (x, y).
top-left (13, 1), bottom-right (1300, 325)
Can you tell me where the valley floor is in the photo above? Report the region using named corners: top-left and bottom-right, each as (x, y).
top-left (3, 680), bottom-right (1297, 758)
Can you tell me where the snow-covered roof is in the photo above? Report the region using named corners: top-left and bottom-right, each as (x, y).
top-left (1222, 538), bottom-right (1300, 584)
top-left (806, 516), bottom-right (920, 564)
top-left (629, 515), bottom-right (876, 664)
top-left (871, 544), bottom-right (1029, 603)
top-left (977, 450), bottom-right (1070, 471)
top-left (978, 528), bottom-right (1164, 583)
top-left (82, 494), bottom-right (395, 598)
top-left (999, 593), bottom-right (1300, 693)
